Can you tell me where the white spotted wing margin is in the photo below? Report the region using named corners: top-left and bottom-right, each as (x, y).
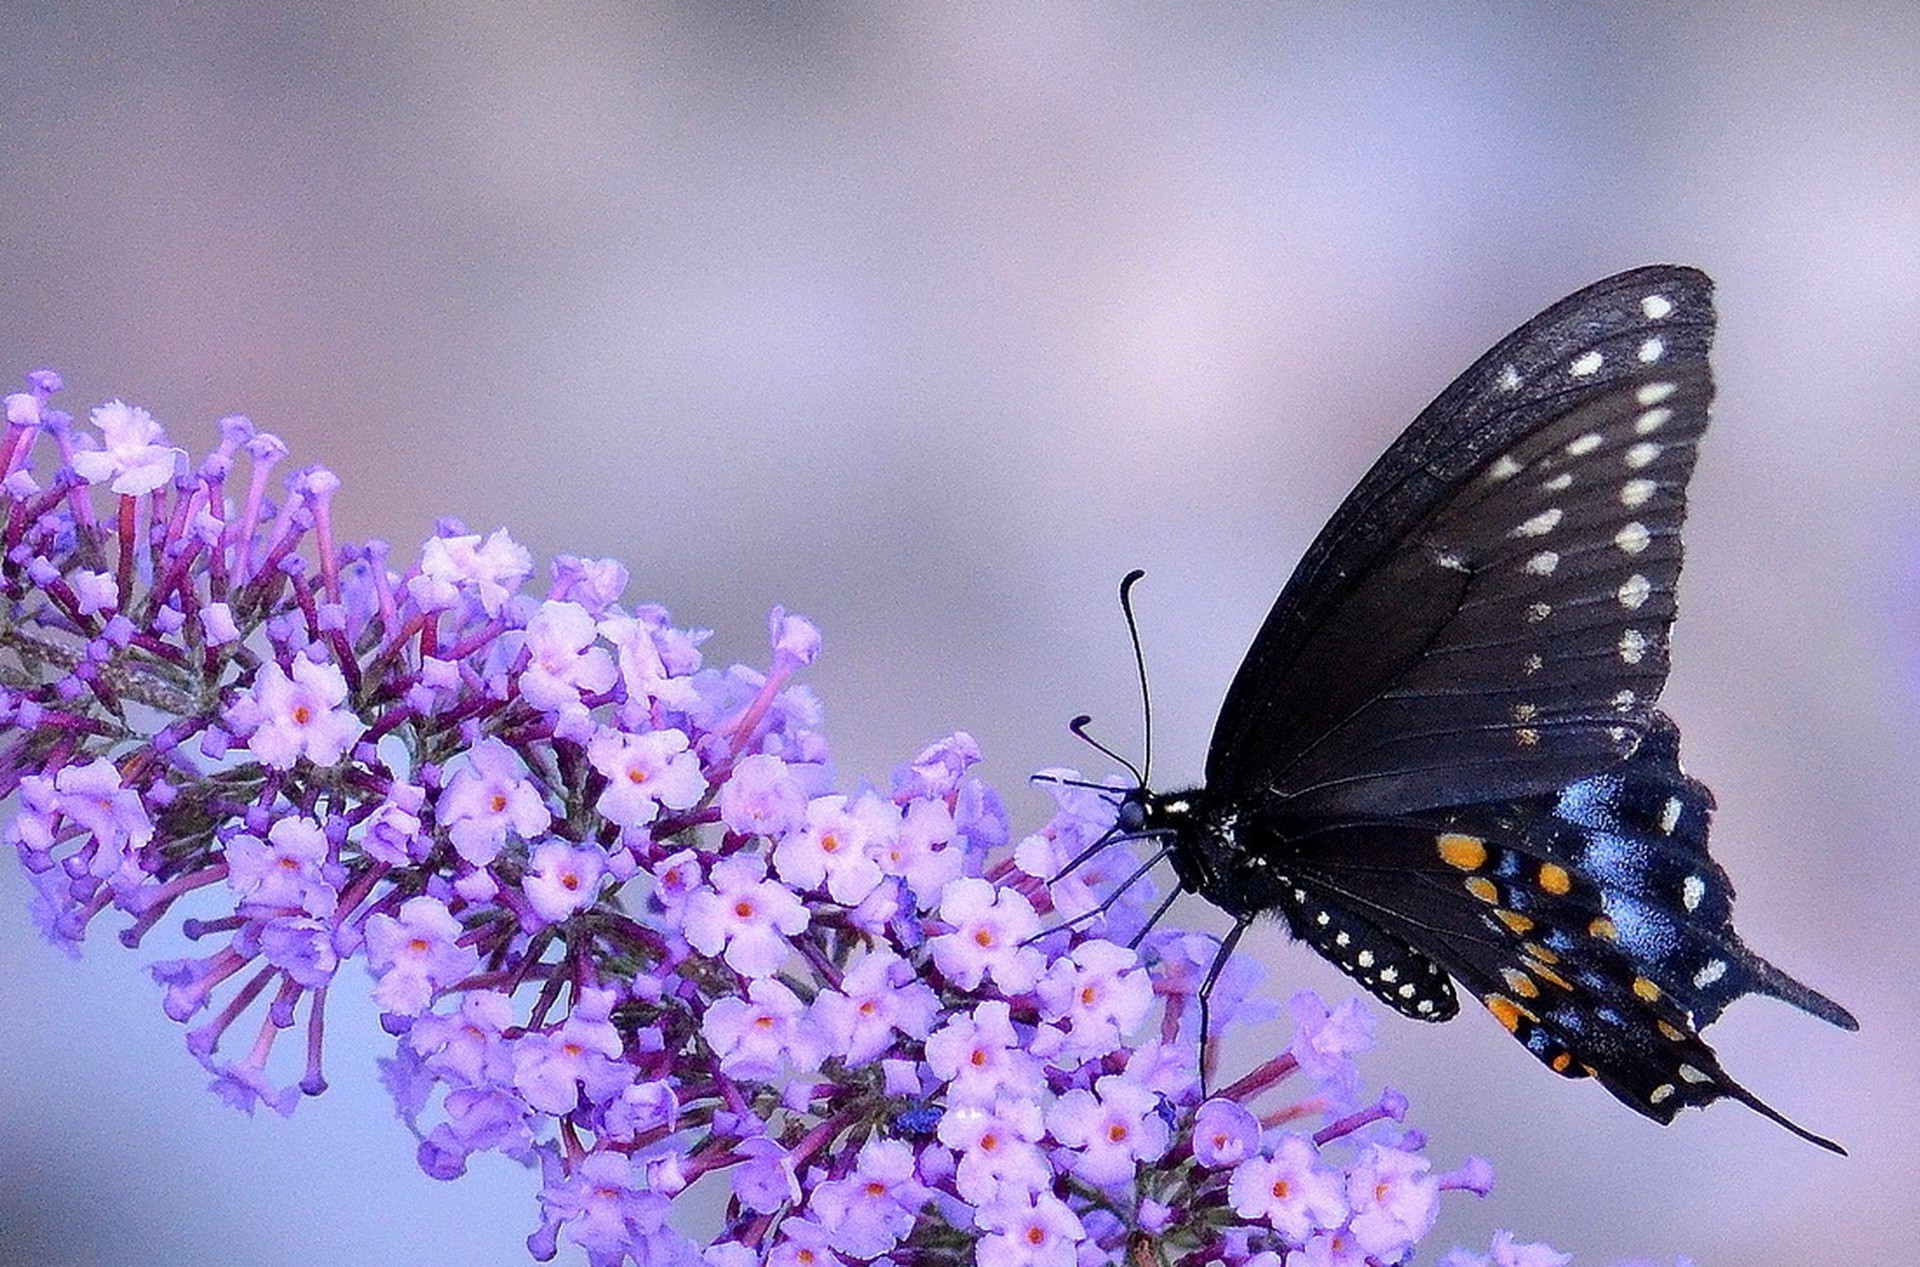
top-left (1206, 265), bottom-right (1715, 819)
top-left (1273, 715), bottom-right (1859, 1152)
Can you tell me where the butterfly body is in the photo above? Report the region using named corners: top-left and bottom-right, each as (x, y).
top-left (1122, 266), bottom-right (1856, 1148)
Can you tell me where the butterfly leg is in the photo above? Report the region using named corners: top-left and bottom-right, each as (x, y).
top-left (1195, 916), bottom-right (1252, 1095)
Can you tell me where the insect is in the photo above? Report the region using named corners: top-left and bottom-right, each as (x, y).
top-left (1091, 266), bottom-right (1856, 1149)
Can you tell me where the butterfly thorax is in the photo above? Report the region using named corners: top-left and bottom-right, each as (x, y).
top-left (1129, 786), bottom-right (1294, 920)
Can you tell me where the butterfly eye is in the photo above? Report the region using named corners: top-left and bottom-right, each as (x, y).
top-left (1116, 797), bottom-right (1148, 834)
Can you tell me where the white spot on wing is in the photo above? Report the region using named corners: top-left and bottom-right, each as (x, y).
top-left (1641, 294), bottom-right (1673, 319)
top-left (1619, 628), bottom-right (1650, 664)
top-left (1497, 364), bottom-right (1523, 392)
top-left (1525, 551), bottom-right (1560, 576)
top-left (1513, 508), bottom-right (1563, 538)
top-left (1681, 874), bottom-right (1706, 912)
top-left (1615, 522), bottom-right (1651, 554)
top-left (1527, 602), bottom-right (1552, 623)
top-left (1566, 433), bottom-right (1604, 456)
top-left (1617, 574), bottom-right (1652, 609)
top-left (1570, 350), bottom-right (1604, 377)
top-left (1620, 478), bottom-right (1657, 507)
top-left (1694, 958), bottom-right (1727, 988)
top-left (1543, 472), bottom-right (1573, 491)
top-left (1611, 689), bottom-right (1636, 711)
top-left (1659, 796), bottom-right (1683, 834)
top-left (1635, 407), bottom-right (1673, 434)
top-left (1637, 381), bottom-right (1677, 406)
top-left (1638, 337), bottom-right (1665, 363)
top-left (1625, 441), bottom-right (1661, 469)
top-left (1522, 652), bottom-right (1544, 675)
top-left (1488, 454), bottom-right (1524, 481)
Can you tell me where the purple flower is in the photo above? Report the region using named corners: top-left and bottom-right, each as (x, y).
top-left (701, 977), bottom-right (820, 1079)
top-left (1192, 1097), bottom-right (1261, 1168)
top-left (522, 841), bottom-right (607, 923)
top-left (928, 876), bottom-right (1044, 993)
top-left (518, 599), bottom-right (617, 729)
top-left (70, 398), bottom-right (182, 494)
top-left (1032, 938), bottom-right (1153, 1063)
top-left (588, 725), bottom-right (706, 829)
top-left (1287, 1230), bottom-right (1369, 1266)
top-left (1229, 1134), bottom-right (1349, 1242)
top-left (810, 948), bottom-right (939, 1066)
top-left (937, 1096), bottom-right (1051, 1204)
top-left (924, 999), bottom-right (1042, 1105)
top-left (45, 757), bottom-right (154, 876)
top-left (808, 1136), bottom-right (930, 1258)
top-left (409, 528), bottom-right (533, 616)
top-left (365, 896), bottom-right (478, 1016)
top-left (1046, 1073), bottom-right (1170, 1187)
top-left (1287, 990), bottom-right (1376, 1103)
top-left (437, 737), bottom-right (553, 866)
top-left (225, 816), bottom-right (337, 917)
top-left (225, 657), bottom-right (366, 770)
top-left (1436, 1230), bottom-right (1576, 1267)
top-left (1345, 1144), bottom-right (1440, 1258)
top-left (715, 752), bottom-right (808, 838)
top-left (974, 1190), bottom-right (1085, 1267)
top-left (772, 792), bottom-right (891, 905)
top-left (731, 1136), bottom-right (801, 1214)
top-left (0, 373), bottom-right (1584, 1266)
top-left (682, 853), bottom-right (809, 977)
top-left (532, 1148), bottom-right (695, 1267)
top-left (511, 987), bottom-right (632, 1113)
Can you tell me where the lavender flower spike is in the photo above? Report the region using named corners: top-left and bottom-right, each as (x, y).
top-left (2, 369), bottom-right (1594, 1263)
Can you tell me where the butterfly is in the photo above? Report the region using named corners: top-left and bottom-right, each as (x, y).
top-left (1097, 266), bottom-right (1856, 1150)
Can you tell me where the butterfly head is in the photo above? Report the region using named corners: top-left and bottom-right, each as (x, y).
top-left (1118, 784), bottom-right (1260, 916)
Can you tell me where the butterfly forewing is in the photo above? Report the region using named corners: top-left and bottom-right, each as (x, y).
top-left (1207, 267), bottom-right (1715, 814)
top-left (1271, 366), bottom-right (1710, 817)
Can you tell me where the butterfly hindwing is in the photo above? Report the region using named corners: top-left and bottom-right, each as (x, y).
top-left (1275, 713), bottom-right (1855, 1144)
top-left (1207, 268), bottom-right (1715, 818)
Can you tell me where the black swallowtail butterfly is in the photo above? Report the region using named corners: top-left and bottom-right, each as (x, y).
top-left (1104, 266), bottom-right (1856, 1150)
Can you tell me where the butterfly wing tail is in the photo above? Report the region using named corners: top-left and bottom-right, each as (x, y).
top-left (1735, 942), bottom-right (1859, 1031)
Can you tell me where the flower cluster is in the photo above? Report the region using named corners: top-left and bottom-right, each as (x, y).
top-left (2, 370), bottom-right (1610, 1264)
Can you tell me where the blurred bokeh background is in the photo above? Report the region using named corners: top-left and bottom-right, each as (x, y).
top-left (2, 5), bottom-right (1915, 1264)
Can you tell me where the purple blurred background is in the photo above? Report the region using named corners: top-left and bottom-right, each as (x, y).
top-left (2, 5), bottom-right (1915, 1263)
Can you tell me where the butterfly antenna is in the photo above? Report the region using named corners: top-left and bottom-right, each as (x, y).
top-left (1118, 568), bottom-right (1155, 785)
top-left (1068, 715), bottom-right (1144, 787)
top-left (1027, 771), bottom-right (1127, 801)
